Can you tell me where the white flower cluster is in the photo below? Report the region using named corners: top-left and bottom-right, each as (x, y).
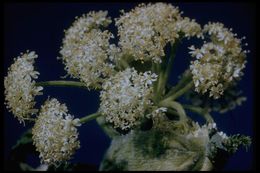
top-left (32, 98), bottom-right (81, 165)
top-left (60, 11), bottom-right (120, 89)
top-left (186, 122), bottom-right (211, 145)
top-left (189, 22), bottom-right (248, 99)
top-left (4, 51), bottom-right (43, 123)
top-left (187, 122), bottom-right (228, 143)
top-left (116, 3), bottom-right (202, 63)
top-left (100, 68), bottom-right (158, 130)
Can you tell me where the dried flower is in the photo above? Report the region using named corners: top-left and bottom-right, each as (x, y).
top-left (116, 3), bottom-right (202, 63)
top-left (189, 22), bottom-right (248, 99)
top-left (4, 51), bottom-right (43, 123)
top-left (32, 98), bottom-right (81, 165)
top-left (59, 11), bottom-right (120, 89)
top-left (100, 68), bottom-right (157, 130)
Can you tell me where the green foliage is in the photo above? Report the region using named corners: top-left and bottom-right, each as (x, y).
top-left (206, 132), bottom-right (251, 170)
top-left (5, 129), bottom-right (37, 171)
top-left (6, 128), bottom-right (98, 171)
top-left (12, 129), bottom-right (33, 150)
top-left (224, 134), bottom-right (251, 153)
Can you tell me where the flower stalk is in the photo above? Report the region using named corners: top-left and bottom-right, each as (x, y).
top-left (79, 112), bottom-right (102, 124)
top-left (162, 81), bottom-right (194, 102)
top-left (36, 80), bottom-right (90, 89)
top-left (161, 42), bottom-right (179, 90)
top-left (156, 42), bottom-right (179, 99)
top-left (165, 72), bottom-right (193, 98)
top-left (182, 105), bottom-right (214, 123)
top-left (159, 100), bottom-right (188, 121)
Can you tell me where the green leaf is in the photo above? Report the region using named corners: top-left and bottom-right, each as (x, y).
top-left (224, 134), bottom-right (251, 153)
top-left (12, 129), bottom-right (33, 150)
top-left (19, 162), bottom-right (35, 171)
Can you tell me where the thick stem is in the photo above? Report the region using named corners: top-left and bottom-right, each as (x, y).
top-left (79, 112), bottom-right (102, 124)
top-left (36, 80), bottom-right (90, 89)
top-left (167, 109), bottom-right (179, 117)
top-left (159, 100), bottom-right (187, 121)
top-left (183, 105), bottom-right (214, 123)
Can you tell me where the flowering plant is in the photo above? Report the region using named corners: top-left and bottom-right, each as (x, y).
top-left (4, 3), bottom-right (252, 171)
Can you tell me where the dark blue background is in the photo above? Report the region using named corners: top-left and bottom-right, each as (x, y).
top-left (4, 2), bottom-right (255, 170)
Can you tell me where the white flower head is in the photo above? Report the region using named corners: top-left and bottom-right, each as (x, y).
top-left (189, 22), bottom-right (247, 99)
top-left (217, 131), bottom-right (228, 140)
top-left (60, 11), bottom-right (120, 89)
top-left (100, 68), bottom-right (157, 130)
top-left (191, 123), bottom-right (210, 138)
top-left (32, 98), bottom-right (81, 165)
top-left (4, 51), bottom-right (43, 124)
top-left (188, 122), bottom-right (228, 140)
top-left (186, 122), bottom-right (215, 145)
top-left (116, 3), bottom-right (202, 63)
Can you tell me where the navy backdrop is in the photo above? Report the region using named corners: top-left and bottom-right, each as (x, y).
top-left (4, 2), bottom-right (255, 170)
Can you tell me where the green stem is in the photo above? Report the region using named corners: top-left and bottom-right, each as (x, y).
top-left (153, 62), bottom-right (161, 102)
top-left (116, 55), bottom-right (130, 71)
top-left (163, 42), bottom-right (178, 83)
top-left (165, 72), bottom-right (192, 98)
top-left (23, 118), bottom-right (35, 122)
top-left (152, 63), bottom-right (157, 100)
top-left (156, 42), bottom-right (178, 98)
top-left (120, 59), bottom-right (129, 69)
top-left (183, 105), bottom-right (214, 123)
top-left (159, 100), bottom-right (187, 121)
top-left (36, 80), bottom-right (90, 89)
top-left (79, 112), bottom-right (102, 124)
top-left (167, 108), bottom-right (181, 119)
top-left (156, 72), bottom-right (165, 96)
top-left (163, 81), bottom-right (194, 102)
